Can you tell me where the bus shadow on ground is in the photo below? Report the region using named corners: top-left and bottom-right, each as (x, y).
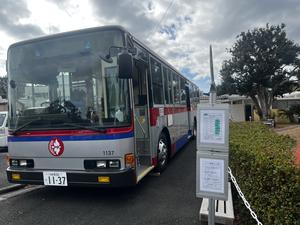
top-left (34, 140), bottom-right (195, 204)
top-left (41, 176), bottom-right (152, 202)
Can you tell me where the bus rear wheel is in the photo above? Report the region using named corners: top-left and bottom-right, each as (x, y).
top-left (155, 133), bottom-right (169, 172)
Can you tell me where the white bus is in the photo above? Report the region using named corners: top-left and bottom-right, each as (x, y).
top-left (6, 26), bottom-right (200, 187)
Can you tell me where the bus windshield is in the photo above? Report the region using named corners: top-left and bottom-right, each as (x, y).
top-left (8, 29), bottom-right (132, 131)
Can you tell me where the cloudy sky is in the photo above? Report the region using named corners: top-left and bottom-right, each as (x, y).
top-left (1, 0), bottom-right (300, 92)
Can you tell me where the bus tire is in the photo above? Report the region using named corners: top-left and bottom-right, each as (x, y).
top-left (155, 133), bottom-right (169, 172)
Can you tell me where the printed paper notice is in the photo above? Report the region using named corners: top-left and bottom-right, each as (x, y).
top-left (200, 158), bottom-right (224, 193)
top-left (200, 110), bottom-right (225, 144)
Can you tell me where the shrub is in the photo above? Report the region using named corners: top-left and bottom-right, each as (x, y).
top-left (229, 122), bottom-right (300, 225)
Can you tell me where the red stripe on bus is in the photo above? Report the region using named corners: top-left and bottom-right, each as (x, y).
top-left (150, 108), bottom-right (159, 126)
top-left (173, 107), bottom-right (187, 114)
top-left (164, 106), bottom-right (188, 115)
top-left (150, 107), bottom-right (188, 127)
top-left (164, 107), bottom-right (173, 115)
top-left (11, 125), bottom-right (134, 136)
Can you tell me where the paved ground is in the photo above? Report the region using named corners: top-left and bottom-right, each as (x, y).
top-left (274, 124), bottom-right (300, 166)
top-left (0, 140), bottom-right (201, 225)
top-left (0, 153), bottom-right (10, 189)
top-left (274, 124), bottom-right (300, 142)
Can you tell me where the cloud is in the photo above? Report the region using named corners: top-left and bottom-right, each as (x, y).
top-left (90, 0), bottom-right (162, 39)
top-left (0, 0), bottom-right (44, 39)
top-left (47, 0), bottom-right (69, 4)
top-left (1, 0), bottom-right (299, 89)
top-left (88, 0), bottom-right (232, 89)
top-left (90, 0), bottom-right (300, 92)
top-left (199, 0), bottom-right (300, 41)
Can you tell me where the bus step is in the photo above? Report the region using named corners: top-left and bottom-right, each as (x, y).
top-left (136, 166), bottom-right (155, 183)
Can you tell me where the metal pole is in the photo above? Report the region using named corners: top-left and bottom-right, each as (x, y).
top-left (208, 45), bottom-right (216, 225)
top-left (209, 45), bottom-right (217, 105)
top-left (208, 198), bottom-right (215, 225)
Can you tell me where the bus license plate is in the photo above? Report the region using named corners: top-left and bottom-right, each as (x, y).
top-left (43, 171), bottom-right (68, 186)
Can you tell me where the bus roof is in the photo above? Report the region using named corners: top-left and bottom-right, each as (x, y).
top-left (8, 25), bottom-right (200, 89)
top-left (8, 25), bottom-right (126, 50)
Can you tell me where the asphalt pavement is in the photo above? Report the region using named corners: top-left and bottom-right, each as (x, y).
top-left (0, 140), bottom-right (201, 225)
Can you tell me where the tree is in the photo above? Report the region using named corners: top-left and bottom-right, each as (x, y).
top-left (220, 24), bottom-right (300, 120)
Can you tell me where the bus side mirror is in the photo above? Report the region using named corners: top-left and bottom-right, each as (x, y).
top-left (118, 51), bottom-right (133, 79)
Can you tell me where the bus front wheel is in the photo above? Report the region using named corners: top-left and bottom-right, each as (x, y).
top-left (155, 133), bottom-right (169, 172)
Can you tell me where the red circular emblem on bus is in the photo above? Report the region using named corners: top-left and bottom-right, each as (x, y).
top-left (48, 138), bottom-right (64, 157)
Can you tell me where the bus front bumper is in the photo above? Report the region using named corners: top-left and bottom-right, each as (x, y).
top-left (6, 167), bottom-right (136, 187)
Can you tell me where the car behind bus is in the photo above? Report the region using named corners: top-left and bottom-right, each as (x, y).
top-left (0, 111), bottom-right (8, 152)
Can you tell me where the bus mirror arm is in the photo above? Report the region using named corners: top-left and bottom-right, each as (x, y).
top-left (107, 46), bottom-right (137, 57)
top-left (128, 47), bottom-right (137, 55)
top-left (103, 45), bottom-right (136, 64)
top-left (104, 46), bottom-right (125, 63)
top-left (99, 52), bottom-right (113, 63)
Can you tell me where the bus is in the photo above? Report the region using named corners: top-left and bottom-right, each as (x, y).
top-left (6, 26), bottom-right (200, 187)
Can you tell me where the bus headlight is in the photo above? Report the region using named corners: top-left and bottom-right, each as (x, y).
top-left (84, 160), bottom-right (121, 169)
top-left (96, 161), bottom-right (107, 168)
top-left (11, 159), bottom-right (19, 167)
top-left (108, 160), bottom-right (120, 168)
top-left (9, 159), bottom-right (34, 168)
top-left (19, 160), bottom-right (27, 167)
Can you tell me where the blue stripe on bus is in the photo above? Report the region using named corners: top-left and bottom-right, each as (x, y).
top-left (175, 133), bottom-right (190, 151)
top-left (8, 132), bottom-right (134, 142)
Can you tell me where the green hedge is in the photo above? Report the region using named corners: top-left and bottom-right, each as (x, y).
top-left (229, 122), bottom-right (300, 225)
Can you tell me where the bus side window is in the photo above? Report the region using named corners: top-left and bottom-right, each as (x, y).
top-left (173, 73), bottom-right (180, 104)
top-left (150, 58), bottom-right (164, 105)
top-left (163, 67), bottom-right (170, 104)
top-left (180, 77), bottom-right (186, 105)
top-left (167, 69), bottom-right (173, 104)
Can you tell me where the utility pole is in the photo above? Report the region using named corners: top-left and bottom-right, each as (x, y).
top-left (209, 45), bottom-right (216, 105)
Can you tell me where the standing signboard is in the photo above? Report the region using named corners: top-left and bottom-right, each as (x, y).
top-left (196, 104), bottom-right (229, 201)
top-left (197, 104), bottom-right (229, 152)
top-left (196, 151), bottom-right (228, 200)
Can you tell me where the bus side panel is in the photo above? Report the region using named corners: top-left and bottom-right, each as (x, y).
top-left (170, 108), bottom-right (190, 154)
top-left (149, 107), bottom-right (191, 163)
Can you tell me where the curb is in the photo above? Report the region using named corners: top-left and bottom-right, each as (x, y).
top-left (0, 184), bottom-right (26, 195)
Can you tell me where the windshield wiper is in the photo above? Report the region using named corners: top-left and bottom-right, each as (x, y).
top-left (62, 123), bottom-right (107, 133)
top-left (11, 120), bottom-right (107, 135)
top-left (11, 118), bottom-right (43, 135)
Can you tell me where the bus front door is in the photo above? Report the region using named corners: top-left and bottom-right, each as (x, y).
top-left (132, 60), bottom-right (153, 181)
